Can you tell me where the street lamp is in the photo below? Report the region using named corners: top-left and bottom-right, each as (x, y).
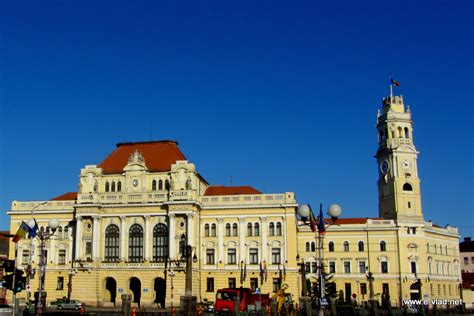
top-left (297, 203), bottom-right (342, 316)
top-left (32, 218), bottom-right (59, 315)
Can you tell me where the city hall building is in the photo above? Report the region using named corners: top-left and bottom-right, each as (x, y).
top-left (7, 94), bottom-right (461, 308)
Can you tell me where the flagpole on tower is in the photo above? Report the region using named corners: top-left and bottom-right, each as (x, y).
top-left (390, 83), bottom-right (393, 100)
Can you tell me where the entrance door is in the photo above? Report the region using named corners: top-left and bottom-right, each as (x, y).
top-left (345, 283), bottom-right (352, 303)
top-left (105, 277), bottom-right (117, 305)
top-left (154, 278), bottom-right (166, 308)
top-left (130, 277), bottom-right (141, 306)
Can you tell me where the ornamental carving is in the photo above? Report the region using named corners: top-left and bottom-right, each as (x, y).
top-left (128, 150), bottom-right (145, 164)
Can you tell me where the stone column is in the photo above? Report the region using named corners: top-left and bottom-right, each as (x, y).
top-left (144, 215), bottom-right (151, 261)
top-left (120, 216), bottom-right (127, 261)
top-left (92, 216), bottom-right (101, 260)
top-left (261, 217), bottom-right (268, 262)
top-left (239, 218), bottom-right (246, 263)
top-left (187, 213), bottom-right (195, 247)
top-left (217, 218), bottom-right (224, 263)
top-left (50, 236), bottom-right (56, 265)
top-left (75, 216), bottom-right (83, 260)
top-left (68, 226), bottom-right (73, 262)
top-left (169, 214), bottom-right (176, 260)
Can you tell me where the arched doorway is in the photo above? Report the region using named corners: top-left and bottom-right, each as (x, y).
top-left (154, 278), bottom-right (166, 308)
top-left (105, 277), bottom-right (117, 305)
top-left (130, 277), bottom-right (141, 306)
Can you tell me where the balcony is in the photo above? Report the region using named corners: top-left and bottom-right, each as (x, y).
top-left (201, 192), bottom-right (295, 206)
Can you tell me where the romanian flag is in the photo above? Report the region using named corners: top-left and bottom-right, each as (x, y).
top-left (309, 204), bottom-right (317, 232)
top-left (13, 221), bottom-right (30, 243)
top-left (390, 78), bottom-right (401, 87)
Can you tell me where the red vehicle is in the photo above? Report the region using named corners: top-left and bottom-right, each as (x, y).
top-left (215, 287), bottom-right (269, 313)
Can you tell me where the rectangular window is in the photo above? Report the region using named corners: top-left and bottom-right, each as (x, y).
top-left (249, 248), bottom-right (258, 264)
top-left (471, 257), bottom-right (474, 264)
top-left (464, 257), bottom-right (469, 265)
top-left (411, 262), bottom-right (417, 274)
top-left (271, 248), bottom-right (281, 264)
top-left (58, 250), bottom-right (66, 265)
top-left (311, 262), bottom-right (317, 274)
top-left (250, 278), bottom-right (258, 292)
top-left (359, 261), bottom-right (366, 273)
top-left (381, 261), bottom-right (388, 273)
top-left (22, 250), bottom-right (30, 265)
top-left (273, 278), bottom-right (281, 292)
top-left (85, 241), bottom-right (92, 256)
top-left (329, 261), bottom-right (336, 274)
top-left (344, 261), bottom-right (351, 274)
top-left (382, 283), bottom-right (389, 295)
top-left (227, 248), bottom-right (236, 265)
top-left (360, 283), bottom-right (367, 295)
top-left (56, 277), bottom-right (64, 290)
top-left (228, 278), bottom-right (236, 289)
top-left (206, 278), bottom-right (214, 292)
top-left (206, 249), bottom-right (215, 265)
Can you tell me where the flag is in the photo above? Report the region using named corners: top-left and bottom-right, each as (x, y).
top-left (317, 205), bottom-right (326, 235)
top-left (390, 78), bottom-right (400, 87)
top-left (309, 204), bottom-right (317, 232)
top-left (13, 221), bottom-right (30, 243)
top-left (28, 219), bottom-right (39, 238)
top-left (283, 264), bottom-right (286, 281)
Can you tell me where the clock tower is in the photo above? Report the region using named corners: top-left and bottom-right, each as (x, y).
top-left (375, 95), bottom-right (424, 222)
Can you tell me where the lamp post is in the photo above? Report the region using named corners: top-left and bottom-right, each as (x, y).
top-left (297, 203), bottom-right (342, 316)
top-left (180, 244), bottom-right (198, 316)
top-left (32, 218), bottom-right (59, 315)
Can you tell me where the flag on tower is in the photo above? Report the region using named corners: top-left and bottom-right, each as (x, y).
top-left (390, 78), bottom-right (400, 87)
top-left (13, 221), bottom-right (30, 243)
top-left (309, 204), bottom-right (317, 232)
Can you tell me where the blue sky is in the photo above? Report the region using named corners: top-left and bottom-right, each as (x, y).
top-left (0, 1), bottom-right (472, 237)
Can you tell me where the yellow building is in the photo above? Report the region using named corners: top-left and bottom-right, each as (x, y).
top-left (6, 94), bottom-right (461, 309)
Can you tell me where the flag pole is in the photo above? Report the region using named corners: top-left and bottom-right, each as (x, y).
top-left (390, 83), bottom-right (393, 100)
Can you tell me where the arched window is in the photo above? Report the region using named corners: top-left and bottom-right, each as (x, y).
top-left (398, 126), bottom-right (403, 138)
top-left (276, 222), bottom-right (282, 236)
top-left (311, 242), bottom-right (316, 252)
top-left (165, 180), bottom-right (170, 190)
top-left (105, 182), bottom-right (110, 192)
top-left (269, 223), bottom-right (275, 236)
top-left (211, 224), bottom-right (217, 237)
top-left (403, 183), bottom-right (413, 191)
top-left (226, 224), bottom-right (231, 237)
top-left (247, 223), bottom-right (253, 236)
top-left (254, 223), bottom-right (260, 236)
top-left (204, 224), bottom-right (209, 237)
top-left (232, 223), bottom-right (238, 236)
top-left (358, 241), bottom-right (364, 252)
top-left (117, 181), bottom-right (122, 192)
top-left (380, 241), bottom-right (387, 252)
top-left (404, 127), bottom-right (410, 139)
top-left (111, 181), bottom-right (116, 192)
top-left (328, 241), bottom-right (334, 252)
top-left (105, 224), bottom-right (120, 262)
top-left (153, 224), bottom-right (168, 262)
top-left (158, 180), bottom-right (163, 190)
top-left (306, 242), bottom-right (310, 252)
top-left (129, 224), bottom-right (144, 262)
top-left (343, 241), bottom-right (350, 252)
top-left (152, 180), bottom-right (157, 191)
top-left (186, 178), bottom-right (191, 190)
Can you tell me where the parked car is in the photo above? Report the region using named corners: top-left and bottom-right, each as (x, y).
top-left (57, 300), bottom-right (84, 310)
top-left (49, 298), bottom-right (67, 308)
top-left (0, 303), bottom-right (12, 316)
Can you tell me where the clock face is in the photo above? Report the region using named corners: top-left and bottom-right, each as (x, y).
top-left (380, 160), bottom-right (390, 174)
top-left (401, 159), bottom-right (410, 171)
top-left (132, 179), bottom-right (139, 187)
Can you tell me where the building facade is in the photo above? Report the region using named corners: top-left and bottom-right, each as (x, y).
top-left (460, 237), bottom-right (474, 308)
top-left (6, 94), bottom-right (461, 308)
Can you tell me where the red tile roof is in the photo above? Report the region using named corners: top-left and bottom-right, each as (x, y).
top-left (204, 186), bottom-right (262, 196)
top-left (98, 140), bottom-right (186, 174)
top-left (50, 192), bottom-right (78, 201)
